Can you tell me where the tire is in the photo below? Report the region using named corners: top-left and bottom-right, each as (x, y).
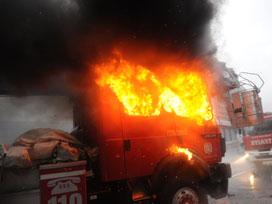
top-left (157, 182), bottom-right (208, 204)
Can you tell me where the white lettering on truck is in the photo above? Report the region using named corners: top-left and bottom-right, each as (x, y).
top-left (251, 138), bottom-right (272, 146)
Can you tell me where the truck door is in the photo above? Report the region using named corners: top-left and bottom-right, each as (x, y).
top-left (98, 94), bottom-right (126, 182)
top-left (121, 113), bottom-right (178, 178)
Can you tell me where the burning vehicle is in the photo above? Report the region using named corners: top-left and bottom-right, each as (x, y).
top-left (73, 53), bottom-right (232, 203)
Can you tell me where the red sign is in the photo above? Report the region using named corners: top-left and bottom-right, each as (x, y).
top-left (243, 134), bottom-right (272, 151)
top-left (40, 161), bottom-right (87, 204)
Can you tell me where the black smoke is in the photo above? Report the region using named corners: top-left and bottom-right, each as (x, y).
top-left (0, 0), bottom-right (217, 94)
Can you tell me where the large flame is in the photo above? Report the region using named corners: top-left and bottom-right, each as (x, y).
top-left (95, 57), bottom-right (213, 124)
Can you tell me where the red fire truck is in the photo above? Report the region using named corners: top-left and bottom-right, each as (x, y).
top-left (243, 113), bottom-right (272, 169)
top-left (73, 87), bottom-right (231, 204)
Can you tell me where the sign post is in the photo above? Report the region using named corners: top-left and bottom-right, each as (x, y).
top-left (40, 161), bottom-right (87, 204)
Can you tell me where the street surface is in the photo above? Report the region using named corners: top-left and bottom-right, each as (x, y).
top-left (209, 144), bottom-right (272, 204)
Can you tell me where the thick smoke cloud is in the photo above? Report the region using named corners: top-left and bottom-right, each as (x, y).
top-left (84, 0), bottom-right (215, 53)
top-left (0, 0), bottom-right (217, 94)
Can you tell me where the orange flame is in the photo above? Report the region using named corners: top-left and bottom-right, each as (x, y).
top-left (169, 145), bottom-right (193, 161)
top-left (95, 57), bottom-right (213, 124)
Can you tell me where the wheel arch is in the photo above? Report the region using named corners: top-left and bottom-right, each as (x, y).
top-left (151, 149), bottom-right (210, 193)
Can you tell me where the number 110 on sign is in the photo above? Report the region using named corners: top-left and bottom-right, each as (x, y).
top-left (48, 193), bottom-right (82, 204)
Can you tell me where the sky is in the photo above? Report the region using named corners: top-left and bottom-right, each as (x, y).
top-left (213, 0), bottom-right (272, 112)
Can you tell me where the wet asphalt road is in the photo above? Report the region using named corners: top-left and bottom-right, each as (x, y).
top-left (209, 144), bottom-right (272, 204)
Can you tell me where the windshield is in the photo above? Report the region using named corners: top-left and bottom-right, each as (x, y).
top-left (246, 117), bottom-right (272, 136)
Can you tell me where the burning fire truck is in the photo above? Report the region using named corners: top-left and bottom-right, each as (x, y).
top-left (69, 56), bottom-right (233, 204)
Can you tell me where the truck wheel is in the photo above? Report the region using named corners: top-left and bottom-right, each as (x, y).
top-left (157, 183), bottom-right (208, 204)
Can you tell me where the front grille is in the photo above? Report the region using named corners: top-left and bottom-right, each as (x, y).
top-left (258, 149), bottom-right (271, 152)
top-left (255, 155), bottom-right (272, 159)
